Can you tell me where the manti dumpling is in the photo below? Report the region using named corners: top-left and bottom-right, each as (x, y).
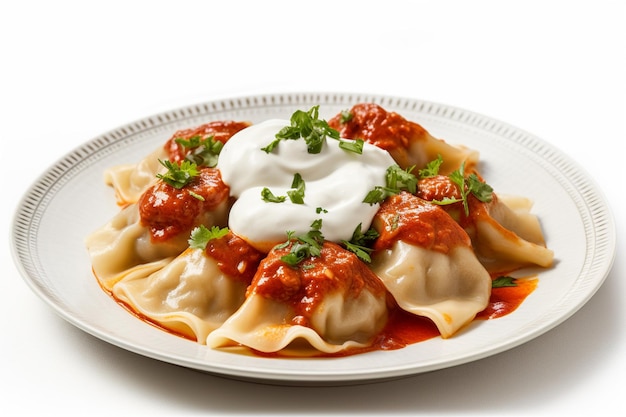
top-left (417, 175), bottom-right (554, 273)
top-left (369, 192), bottom-right (492, 338)
top-left (328, 103), bottom-right (478, 175)
top-left (86, 167), bottom-right (232, 291)
top-left (207, 241), bottom-right (389, 355)
top-left (104, 120), bottom-right (250, 205)
top-left (112, 232), bottom-right (263, 342)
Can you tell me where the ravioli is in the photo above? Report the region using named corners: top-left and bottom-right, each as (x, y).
top-left (113, 232), bottom-right (262, 342)
top-left (370, 192), bottom-right (492, 338)
top-left (416, 175), bottom-right (554, 273)
top-left (86, 167), bottom-right (231, 291)
top-left (207, 242), bottom-right (389, 354)
top-left (104, 120), bottom-right (249, 206)
top-left (328, 103), bottom-right (478, 174)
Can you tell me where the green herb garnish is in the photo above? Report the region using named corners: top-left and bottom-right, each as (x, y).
top-left (260, 173), bottom-right (306, 204)
top-left (175, 135), bottom-right (224, 167)
top-left (363, 164), bottom-right (418, 205)
top-left (188, 225), bottom-right (229, 250)
top-left (342, 224), bottom-right (379, 263)
top-left (280, 219), bottom-right (325, 266)
top-left (338, 138), bottom-right (364, 154)
top-left (261, 106), bottom-right (340, 154)
top-left (447, 162), bottom-right (493, 215)
top-left (418, 154), bottom-right (443, 178)
top-left (340, 110), bottom-right (353, 124)
top-left (261, 187), bottom-right (287, 203)
top-left (286, 173), bottom-right (305, 204)
top-left (492, 276), bottom-right (518, 288)
top-left (156, 159), bottom-right (199, 189)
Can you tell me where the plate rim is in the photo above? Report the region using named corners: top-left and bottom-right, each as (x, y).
top-left (10, 91), bottom-right (617, 385)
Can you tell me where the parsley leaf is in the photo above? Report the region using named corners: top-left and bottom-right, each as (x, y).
top-left (448, 163), bottom-right (493, 216)
top-left (418, 154), bottom-right (443, 178)
top-left (261, 173), bottom-right (306, 204)
top-left (188, 225), bottom-right (229, 250)
top-left (156, 159), bottom-right (199, 189)
top-left (363, 164), bottom-right (418, 205)
top-left (287, 173), bottom-right (305, 204)
top-left (492, 276), bottom-right (518, 288)
top-left (261, 187), bottom-right (287, 203)
top-left (262, 106), bottom-right (340, 154)
top-left (342, 223), bottom-right (379, 263)
top-left (340, 110), bottom-right (353, 124)
top-left (175, 134), bottom-right (224, 167)
top-left (280, 219), bottom-right (325, 266)
top-left (467, 173), bottom-right (494, 203)
top-left (338, 138), bottom-right (364, 154)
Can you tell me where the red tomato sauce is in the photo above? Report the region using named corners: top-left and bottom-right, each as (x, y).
top-left (164, 120), bottom-right (250, 163)
top-left (138, 167), bottom-right (230, 242)
top-left (374, 192), bottom-right (471, 253)
top-left (250, 242), bottom-right (387, 326)
top-left (205, 232), bottom-right (264, 284)
top-left (328, 102), bottom-right (427, 154)
top-left (477, 276), bottom-right (538, 320)
top-left (260, 275), bottom-right (537, 358)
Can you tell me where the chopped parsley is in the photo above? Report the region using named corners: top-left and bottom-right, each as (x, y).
top-left (261, 105), bottom-right (340, 154)
top-left (492, 276), bottom-right (518, 288)
top-left (446, 162), bottom-right (493, 216)
top-left (279, 219), bottom-right (325, 266)
top-left (188, 225), bottom-right (229, 250)
top-left (286, 173), bottom-right (305, 204)
top-left (260, 173), bottom-right (306, 204)
top-left (418, 154), bottom-right (443, 178)
top-left (156, 159), bottom-right (199, 189)
top-left (340, 110), bottom-right (353, 124)
top-left (342, 223), bottom-right (379, 263)
top-left (338, 138), bottom-right (364, 154)
top-left (363, 164), bottom-right (418, 205)
top-left (175, 135), bottom-right (224, 167)
top-left (261, 187), bottom-right (287, 203)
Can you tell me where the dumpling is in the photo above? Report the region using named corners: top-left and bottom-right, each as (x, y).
top-left (207, 241), bottom-right (389, 355)
top-left (104, 120), bottom-right (250, 205)
top-left (328, 103), bottom-right (478, 174)
top-left (369, 192), bottom-right (492, 338)
top-left (416, 175), bottom-right (554, 273)
top-left (86, 167), bottom-right (231, 291)
top-left (104, 146), bottom-right (167, 207)
top-left (112, 232), bottom-right (263, 343)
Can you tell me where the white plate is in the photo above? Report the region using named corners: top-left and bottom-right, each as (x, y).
top-left (11, 92), bottom-right (616, 386)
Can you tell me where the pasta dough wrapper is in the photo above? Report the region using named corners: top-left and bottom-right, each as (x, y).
top-left (85, 199), bottom-right (229, 291)
top-left (113, 248), bottom-right (249, 343)
top-left (207, 242), bottom-right (388, 355)
top-left (328, 103), bottom-right (479, 174)
top-left (466, 194), bottom-right (554, 273)
top-left (85, 204), bottom-right (186, 291)
top-left (104, 146), bottom-right (167, 206)
top-left (371, 241), bottom-right (491, 338)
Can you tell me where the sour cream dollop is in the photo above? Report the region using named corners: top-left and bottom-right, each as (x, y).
top-left (217, 119), bottom-right (396, 252)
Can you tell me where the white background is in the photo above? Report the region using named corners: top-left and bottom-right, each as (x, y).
top-left (1, 0), bottom-right (624, 415)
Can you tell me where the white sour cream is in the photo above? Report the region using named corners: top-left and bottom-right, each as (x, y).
top-left (217, 119), bottom-right (395, 252)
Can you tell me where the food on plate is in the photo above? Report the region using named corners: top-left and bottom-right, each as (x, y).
top-left (86, 103), bottom-right (554, 357)
top-left (104, 120), bottom-right (250, 206)
top-left (113, 230), bottom-right (263, 342)
top-left (207, 240), bottom-right (388, 355)
top-left (328, 102), bottom-right (478, 174)
top-left (85, 166), bottom-right (231, 290)
top-left (369, 192), bottom-right (491, 338)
